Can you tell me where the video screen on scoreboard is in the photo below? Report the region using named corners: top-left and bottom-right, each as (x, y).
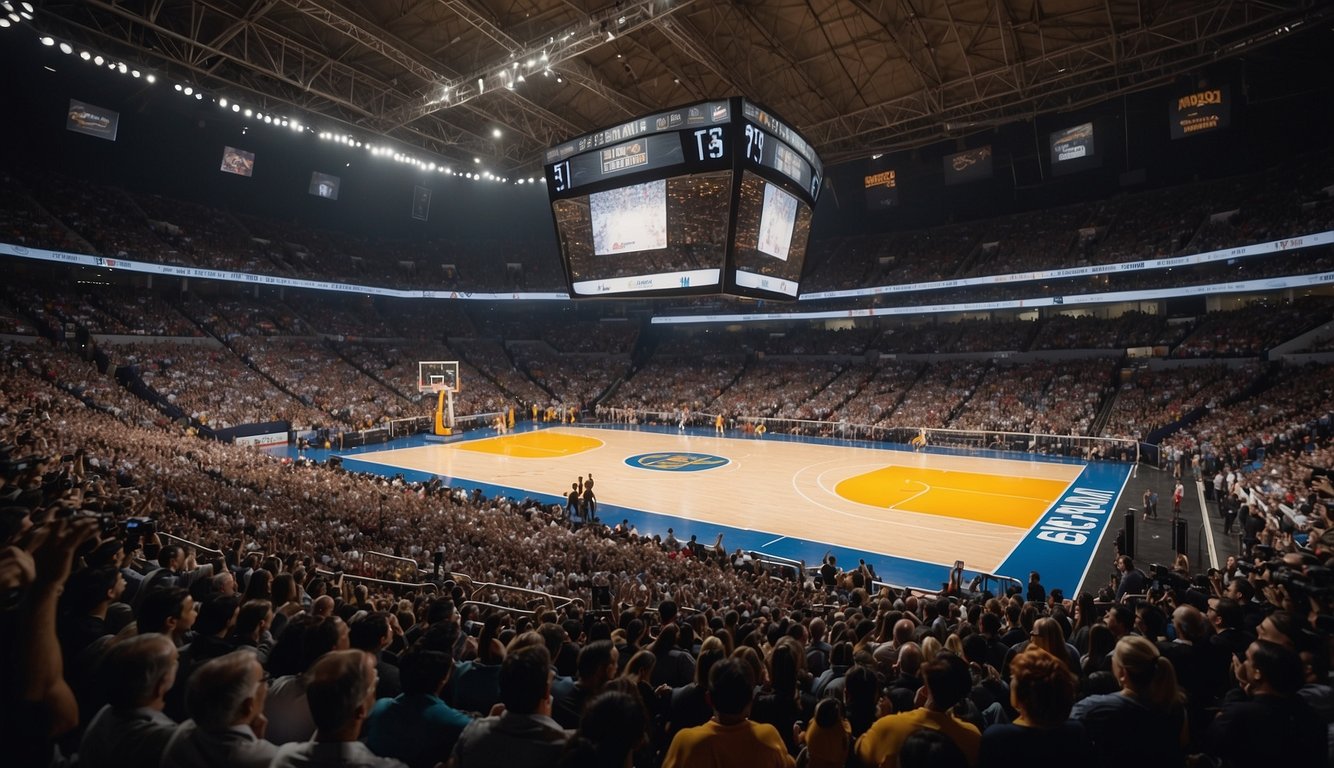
top-left (552, 171), bottom-right (733, 297)
top-left (1049, 122), bottom-right (1099, 175)
top-left (590, 180), bottom-right (668, 256)
top-left (728, 171), bottom-right (813, 299)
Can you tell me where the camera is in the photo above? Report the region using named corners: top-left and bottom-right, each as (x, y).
top-left (122, 517), bottom-right (156, 538)
top-left (73, 509), bottom-right (119, 535)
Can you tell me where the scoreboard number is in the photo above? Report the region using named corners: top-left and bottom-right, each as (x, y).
top-left (744, 124), bottom-right (764, 164)
top-left (693, 127), bottom-right (724, 161)
top-left (552, 160), bottom-right (572, 192)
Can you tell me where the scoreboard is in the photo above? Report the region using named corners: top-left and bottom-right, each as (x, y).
top-left (543, 98), bottom-right (822, 300)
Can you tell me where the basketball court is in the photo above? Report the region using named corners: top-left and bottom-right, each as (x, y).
top-left (333, 424), bottom-right (1133, 595)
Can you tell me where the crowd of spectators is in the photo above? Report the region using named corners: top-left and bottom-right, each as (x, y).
top-left (1173, 298), bottom-right (1334, 358)
top-left (2, 327), bottom-right (1331, 767)
top-left (948, 360), bottom-right (1116, 436)
top-left (1101, 363), bottom-right (1261, 441)
top-left (116, 342), bottom-right (331, 429)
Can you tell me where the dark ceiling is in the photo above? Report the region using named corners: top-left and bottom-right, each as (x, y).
top-left (25, 0), bottom-right (1333, 174)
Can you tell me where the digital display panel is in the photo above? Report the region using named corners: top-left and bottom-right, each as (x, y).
top-left (1049, 122), bottom-right (1100, 175)
top-left (1170, 86), bottom-right (1230, 139)
top-left (543, 97), bottom-right (821, 300)
top-left (729, 171), bottom-right (813, 299)
top-left (591, 180), bottom-right (668, 256)
top-left (552, 171), bottom-right (732, 297)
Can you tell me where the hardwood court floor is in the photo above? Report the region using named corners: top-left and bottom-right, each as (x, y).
top-left (350, 426), bottom-right (1086, 572)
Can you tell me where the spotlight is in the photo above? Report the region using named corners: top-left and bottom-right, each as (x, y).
top-left (0, 18), bottom-right (10, 28)
top-left (79, 51), bottom-right (90, 61)
top-left (21, 1), bottom-right (33, 11)
top-left (0, 2), bottom-right (11, 12)
top-left (58, 42), bottom-right (72, 55)
top-left (218, 98), bottom-right (228, 108)
top-left (146, 74), bottom-right (156, 83)
top-left (93, 55), bottom-right (104, 66)
top-left (492, 128), bottom-right (502, 138)
top-left (183, 86), bottom-right (193, 95)
top-left (41, 36), bottom-right (54, 47)
top-left (174, 83), bottom-right (182, 92)
top-left (232, 104), bottom-right (240, 112)
top-left (281, 119), bottom-right (289, 127)
top-left (473, 157), bottom-right (480, 164)
top-left (244, 108), bottom-right (253, 117)
top-left (264, 115), bottom-right (272, 123)
top-left (117, 62), bottom-right (127, 74)
top-left (131, 70), bottom-right (141, 78)
top-left (195, 93), bottom-right (203, 100)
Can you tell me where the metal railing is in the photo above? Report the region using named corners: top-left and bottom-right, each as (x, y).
top-left (467, 581), bottom-right (572, 613)
top-left (366, 550), bottom-right (420, 576)
top-left (314, 568), bottom-right (439, 594)
top-left (157, 531), bottom-right (225, 560)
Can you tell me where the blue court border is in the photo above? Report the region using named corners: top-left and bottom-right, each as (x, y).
top-left (270, 423), bottom-right (1130, 595)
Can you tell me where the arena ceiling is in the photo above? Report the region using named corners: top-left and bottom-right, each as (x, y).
top-left (29, 0), bottom-right (1333, 174)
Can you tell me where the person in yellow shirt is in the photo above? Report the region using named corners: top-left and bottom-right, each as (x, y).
top-left (797, 697), bottom-right (851, 768)
top-left (662, 658), bottom-right (794, 768)
top-left (853, 653), bottom-right (980, 768)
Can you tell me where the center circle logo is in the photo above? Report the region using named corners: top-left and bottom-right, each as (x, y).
top-left (625, 452), bottom-right (729, 472)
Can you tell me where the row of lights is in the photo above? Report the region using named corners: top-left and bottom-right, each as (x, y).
top-left (37, 34), bottom-right (157, 83)
top-left (0, 1), bottom-right (33, 28)
top-left (23, 21), bottom-right (545, 186)
top-left (218, 98), bottom-right (303, 132)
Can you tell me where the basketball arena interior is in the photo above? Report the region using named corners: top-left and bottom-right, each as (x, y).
top-left (1, 2), bottom-right (1332, 767)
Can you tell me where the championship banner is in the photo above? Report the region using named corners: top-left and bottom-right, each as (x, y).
top-left (412, 186), bottom-right (432, 221)
top-left (66, 99), bottom-right (119, 141)
top-left (864, 169), bottom-right (899, 209)
top-left (1170, 85), bottom-right (1230, 139)
top-left (944, 146), bottom-right (993, 185)
top-left (309, 172), bottom-right (341, 200)
top-left (220, 146), bottom-right (255, 177)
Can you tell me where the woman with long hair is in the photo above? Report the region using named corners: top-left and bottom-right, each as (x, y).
top-left (752, 637), bottom-right (813, 756)
top-left (1078, 624), bottom-right (1117, 695)
top-left (1027, 617), bottom-right (1079, 672)
top-left (1069, 592), bottom-right (1098, 654)
top-left (1069, 636), bottom-right (1186, 768)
